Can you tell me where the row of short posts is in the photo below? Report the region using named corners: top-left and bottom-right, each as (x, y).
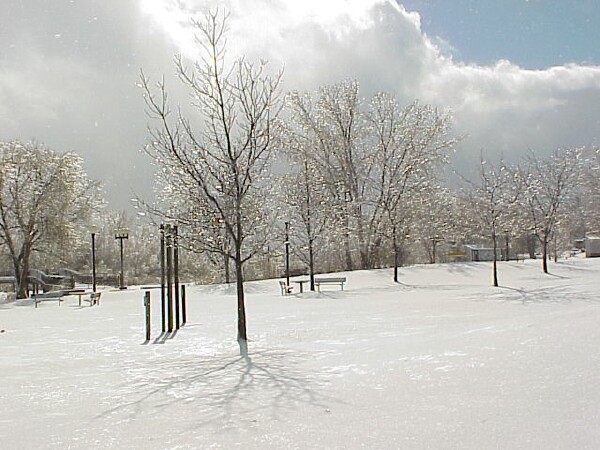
top-left (160, 224), bottom-right (186, 334)
top-left (145, 224), bottom-right (187, 341)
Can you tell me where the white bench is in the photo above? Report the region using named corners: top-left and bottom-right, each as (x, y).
top-left (279, 280), bottom-right (293, 296)
top-left (32, 290), bottom-right (66, 308)
top-left (88, 292), bottom-right (101, 306)
top-left (314, 277), bottom-right (347, 292)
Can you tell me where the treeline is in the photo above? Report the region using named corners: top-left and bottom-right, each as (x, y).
top-left (2, 11), bottom-right (598, 316)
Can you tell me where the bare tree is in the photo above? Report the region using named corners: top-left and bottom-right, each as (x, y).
top-left (367, 94), bottom-right (455, 280)
top-left (412, 186), bottom-right (459, 264)
top-left (285, 81), bottom-right (373, 270)
top-left (284, 84), bottom-right (456, 272)
top-left (278, 92), bottom-right (336, 290)
top-left (140, 10), bottom-right (282, 343)
top-left (580, 147), bottom-right (600, 234)
top-left (520, 148), bottom-right (582, 273)
top-left (462, 157), bottom-right (521, 286)
top-left (0, 141), bottom-right (101, 298)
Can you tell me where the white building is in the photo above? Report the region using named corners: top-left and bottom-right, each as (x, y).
top-left (585, 236), bottom-right (600, 257)
top-left (464, 245), bottom-right (501, 262)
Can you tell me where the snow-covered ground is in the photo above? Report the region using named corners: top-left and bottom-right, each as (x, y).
top-left (1, 257), bottom-right (600, 449)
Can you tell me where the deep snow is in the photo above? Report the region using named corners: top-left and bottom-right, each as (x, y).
top-left (1, 257), bottom-right (600, 449)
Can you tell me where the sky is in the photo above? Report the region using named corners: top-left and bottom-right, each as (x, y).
top-left (1, 0), bottom-right (599, 209)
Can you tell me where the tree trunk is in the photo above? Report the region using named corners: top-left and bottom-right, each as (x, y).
top-left (13, 259), bottom-right (26, 299)
top-left (304, 167), bottom-right (316, 292)
top-left (15, 245), bottom-right (32, 299)
top-left (235, 250), bottom-right (247, 342)
top-left (527, 235), bottom-right (537, 259)
top-left (356, 214), bottom-right (369, 270)
top-left (542, 238), bottom-right (548, 274)
top-left (343, 215), bottom-right (353, 271)
top-left (224, 253), bottom-right (230, 283)
top-left (393, 225), bottom-right (399, 283)
top-left (308, 239), bottom-right (315, 292)
top-left (492, 233), bottom-right (498, 287)
top-left (224, 230), bottom-right (230, 283)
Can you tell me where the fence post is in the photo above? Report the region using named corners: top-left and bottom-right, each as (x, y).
top-left (174, 225), bottom-right (180, 330)
top-left (166, 229), bottom-right (173, 333)
top-left (144, 291), bottom-right (151, 341)
top-left (160, 224), bottom-right (166, 333)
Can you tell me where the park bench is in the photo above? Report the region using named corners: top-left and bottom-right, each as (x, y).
top-left (70, 290), bottom-right (102, 306)
top-left (32, 290), bottom-right (66, 308)
top-left (88, 292), bottom-right (101, 306)
top-left (314, 277), bottom-right (347, 292)
top-left (279, 280), bottom-right (293, 296)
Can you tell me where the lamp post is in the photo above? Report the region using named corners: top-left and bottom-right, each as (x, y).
top-left (430, 235), bottom-right (443, 264)
top-left (89, 225), bottom-right (98, 293)
top-left (160, 224), bottom-right (166, 333)
top-left (504, 229), bottom-right (510, 262)
top-left (215, 217), bottom-right (229, 283)
top-left (284, 221), bottom-right (290, 286)
top-left (113, 228), bottom-right (129, 289)
top-left (393, 225), bottom-right (398, 282)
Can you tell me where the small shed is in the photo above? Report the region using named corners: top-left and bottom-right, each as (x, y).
top-left (585, 236), bottom-right (600, 257)
top-left (464, 245), bottom-right (500, 262)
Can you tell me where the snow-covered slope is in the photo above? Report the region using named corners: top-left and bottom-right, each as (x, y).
top-left (1, 258), bottom-right (599, 449)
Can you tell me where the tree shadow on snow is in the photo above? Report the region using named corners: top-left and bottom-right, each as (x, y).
top-left (492, 284), bottom-right (595, 305)
top-left (97, 345), bottom-right (341, 428)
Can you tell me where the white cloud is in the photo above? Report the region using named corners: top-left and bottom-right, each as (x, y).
top-left (138, 0), bottom-right (600, 162)
top-left (4, 0), bottom-right (598, 209)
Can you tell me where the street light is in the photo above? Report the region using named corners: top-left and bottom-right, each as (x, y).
top-left (215, 217), bottom-right (229, 283)
top-left (89, 225), bottom-right (98, 292)
top-left (113, 228), bottom-right (129, 289)
top-left (430, 235), bottom-right (443, 264)
top-left (284, 221), bottom-right (290, 286)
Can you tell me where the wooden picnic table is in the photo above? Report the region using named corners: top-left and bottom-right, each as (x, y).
top-left (292, 279), bottom-right (310, 293)
top-left (67, 290), bottom-right (101, 306)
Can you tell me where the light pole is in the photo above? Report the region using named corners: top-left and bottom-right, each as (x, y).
top-left (113, 228), bottom-right (129, 289)
top-left (284, 221), bottom-right (290, 286)
top-left (393, 225), bottom-right (398, 282)
top-left (504, 229), bottom-right (510, 262)
top-left (430, 235), bottom-right (443, 264)
top-left (215, 217), bottom-right (229, 283)
top-left (160, 224), bottom-right (166, 333)
top-left (89, 225), bottom-right (98, 292)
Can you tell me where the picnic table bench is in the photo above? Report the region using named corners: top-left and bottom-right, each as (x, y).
top-left (32, 290), bottom-right (66, 308)
top-left (279, 280), bottom-right (293, 296)
top-left (314, 277), bottom-right (347, 292)
top-left (88, 292), bottom-right (101, 306)
top-left (68, 290), bottom-right (102, 306)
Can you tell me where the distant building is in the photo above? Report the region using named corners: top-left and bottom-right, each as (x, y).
top-left (464, 245), bottom-right (501, 262)
top-left (585, 236), bottom-right (600, 257)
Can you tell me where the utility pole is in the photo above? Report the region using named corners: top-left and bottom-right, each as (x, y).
top-left (284, 221), bottom-right (291, 286)
top-left (113, 228), bottom-right (129, 289)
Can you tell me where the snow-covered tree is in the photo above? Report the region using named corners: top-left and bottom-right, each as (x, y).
top-left (278, 92), bottom-right (338, 290)
top-left (520, 148), bottom-right (582, 273)
top-left (367, 95), bottom-right (454, 280)
top-left (581, 147), bottom-right (600, 234)
top-left (461, 157), bottom-right (521, 286)
top-left (290, 81), bottom-right (370, 270)
top-left (411, 186), bottom-right (459, 264)
top-left (0, 141), bottom-right (101, 298)
top-left (140, 10), bottom-right (283, 343)
top-left (283, 84), bottom-right (455, 272)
